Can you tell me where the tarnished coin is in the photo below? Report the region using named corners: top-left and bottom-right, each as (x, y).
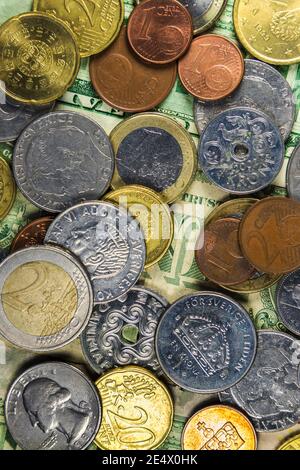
top-left (276, 269), bottom-right (300, 337)
top-left (81, 287), bottom-right (168, 374)
top-left (0, 246), bottom-right (93, 351)
top-left (182, 405), bottom-right (257, 450)
top-left (5, 362), bottom-right (101, 450)
top-left (110, 113), bottom-right (197, 204)
top-left (94, 366), bottom-right (173, 450)
top-left (0, 13), bottom-right (80, 105)
top-left (0, 158), bottom-right (16, 221)
top-left (45, 201), bottom-right (146, 303)
top-left (11, 216), bottom-right (54, 253)
top-left (239, 197), bottom-right (300, 274)
top-left (156, 292), bottom-right (256, 393)
top-left (198, 107), bottom-right (284, 194)
top-left (278, 434), bottom-right (300, 450)
top-left (220, 331), bottom-right (300, 432)
top-left (194, 59), bottom-right (296, 142)
top-left (178, 0), bottom-right (227, 35)
top-left (13, 111), bottom-right (114, 213)
top-left (178, 34), bottom-right (244, 101)
top-left (287, 143), bottom-right (300, 202)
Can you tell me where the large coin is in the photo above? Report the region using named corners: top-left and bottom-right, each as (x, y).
top-left (220, 331), bottom-right (300, 432)
top-left (278, 434), bottom-right (300, 450)
top-left (287, 143), bottom-right (300, 202)
top-left (194, 59), bottom-right (296, 142)
top-left (81, 286), bottom-right (168, 374)
top-left (0, 246), bottom-right (93, 351)
top-left (276, 269), bottom-right (300, 336)
top-left (0, 158), bottom-right (16, 221)
top-left (155, 292), bottom-right (257, 393)
top-left (13, 111), bottom-right (114, 213)
top-left (178, 0), bottom-right (227, 35)
top-left (5, 362), bottom-right (101, 450)
top-left (11, 216), bottom-right (54, 253)
top-left (44, 201), bottom-right (146, 303)
top-left (198, 107), bottom-right (284, 194)
top-left (94, 366), bottom-right (173, 450)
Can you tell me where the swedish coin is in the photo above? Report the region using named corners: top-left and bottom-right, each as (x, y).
top-left (276, 269), bottom-right (300, 336)
top-left (287, 143), bottom-right (300, 201)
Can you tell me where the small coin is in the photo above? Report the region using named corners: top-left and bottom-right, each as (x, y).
top-left (110, 113), bottom-right (197, 204)
top-left (278, 434), bottom-right (300, 450)
top-left (0, 158), bottom-right (16, 221)
top-left (11, 216), bottom-right (54, 253)
top-left (5, 362), bottom-right (101, 450)
top-left (178, 34), bottom-right (244, 101)
top-left (198, 107), bottom-right (284, 194)
top-left (239, 197), bottom-right (300, 274)
top-left (45, 201), bottom-right (146, 303)
top-left (178, 0), bottom-right (227, 35)
top-left (287, 143), bottom-right (300, 202)
top-left (0, 245), bottom-right (93, 351)
top-left (155, 292), bottom-right (256, 393)
top-left (276, 269), bottom-right (300, 336)
top-left (94, 366), bottom-right (173, 450)
top-left (182, 405), bottom-right (257, 450)
top-left (0, 13), bottom-right (80, 105)
top-left (194, 59), bottom-right (296, 142)
top-left (13, 111), bottom-right (114, 213)
top-left (127, 0), bottom-right (193, 65)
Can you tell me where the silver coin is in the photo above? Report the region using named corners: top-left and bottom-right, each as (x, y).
top-left (5, 362), bottom-right (101, 450)
top-left (219, 330), bottom-right (300, 432)
top-left (0, 245), bottom-right (93, 351)
top-left (178, 0), bottom-right (226, 34)
top-left (287, 142), bottom-right (300, 201)
top-left (276, 269), bottom-right (300, 336)
top-left (194, 59), bottom-right (296, 142)
top-left (44, 201), bottom-right (146, 303)
top-left (13, 111), bottom-right (114, 213)
top-left (81, 286), bottom-right (168, 374)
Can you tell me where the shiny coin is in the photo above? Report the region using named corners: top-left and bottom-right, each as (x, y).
top-left (111, 113), bottom-right (197, 204)
top-left (11, 216), bottom-right (54, 253)
top-left (278, 434), bottom-right (300, 450)
top-left (276, 269), bottom-right (300, 336)
top-left (178, 0), bottom-right (227, 35)
top-left (0, 245), bottom-right (93, 351)
top-left (5, 362), bottom-right (101, 450)
top-left (13, 111), bottom-right (114, 213)
top-left (94, 366), bottom-right (173, 450)
top-left (0, 158), bottom-right (16, 221)
top-left (45, 201), bottom-right (146, 303)
top-left (156, 292), bottom-right (256, 393)
top-left (0, 13), bottom-right (80, 105)
top-left (287, 143), bottom-right (300, 202)
top-left (182, 405), bottom-right (257, 450)
top-left (198, 107), bottom-right (284, 194)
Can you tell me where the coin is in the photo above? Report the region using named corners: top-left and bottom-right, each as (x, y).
top-left (81, 286), bottom-right (168, 374)
top-left (198, 107), bottom-right (284, 194)
top-left (194, 59), bottom-right (296, 142)
top-left (33, 0), bottom-right (124, 58)
top-left (219, 330), bottom-right (300, 432)
top-left (104, 185), bottom-right (173, 268)
top-left (90, 26), bottom-right (177, 113)
top-left (127, 0), bottom-right (193, 65)
top-left (0, 245), bottom-right (93, 351)
top-left (278, 434), bottom-right (300, 450)
top-left (110, 113), bottom-right (197, 204)
top-left (13, 111), bottom-right (114, 213)
top-left (10, 216), bottom-right (54, 252)
top-left (178, 34), bottom-right (244, 101)
top-left (239, 197), bottom-right (300, 274)
top-left (94, 366), bottom-right (173, 450)
top-left (155, 292), bottom-right (256, 393)
top-left (276, 269), bottom-right (300, 337)
top-left (0, 158), bottom-right (16, 221)
top-left (5, 362), bottom-right (101, 450)
top-left (233, 0), bottom-right (300, 66)
top-left (178, 0), bottom-right (227, 35)
top-left (44, 201), bottom-right (146, 303)
top-left (287, 143), bottom-right (300, 202)
top-left (182, 405), bottom-right (257, 450)
top-left (0, 13), bottom-right (80, 105)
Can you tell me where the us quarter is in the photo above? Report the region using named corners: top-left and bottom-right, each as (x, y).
top-left (276, 269), bottom-right (300, 336)
top-left (287, 143), bottom-right (300, 202)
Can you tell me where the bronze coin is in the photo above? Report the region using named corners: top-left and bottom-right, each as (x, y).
top-left (195, 217), bottom-right (255, 286)
top-left (11, 216), bottom-right (54, 252)
top-left (178, 34), bottom-right (245, 101)
top-left (90, 26), bottom-right (177, 113)
top-left (239, 197), bottom-right (300, 274)
top-left (127, 0), bottom-right (193, 65)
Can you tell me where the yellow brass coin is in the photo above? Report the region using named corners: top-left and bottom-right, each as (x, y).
top-left (0, 13), bottom-right (80, 105)
top-left (0, 158), bottom-right (16, 221)
top-left (278, 434), bottom-right (300, 450)
top-left (33, 0), bottom-right (124, 58)
top-left (182, 405), bottom-right (257, 450)
top-left (234, 0), bottom-right (300, 65)
top-left (104, 185), bottom-right (174, 268)
top-left (94, 366), bottom-right (174, 450)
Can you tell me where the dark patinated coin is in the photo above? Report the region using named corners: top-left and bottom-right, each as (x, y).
top-left (287, 143), bottom-right (300, 202)
top-left (276, 269), bottom-right (300, 336)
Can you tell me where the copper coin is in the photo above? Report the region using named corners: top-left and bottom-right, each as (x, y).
top-left (239, 197), bottom-right (300, 274)
top-left (90, 26), bottom-right (177, 113)
top-left (195, 217), bottom-right (255, 286)
top-left (11, 216), bottom-right (54, 252)
top-left (127, 0), bottom-right (193, 65)
top-left (178, 34), bottom-right (245, 101)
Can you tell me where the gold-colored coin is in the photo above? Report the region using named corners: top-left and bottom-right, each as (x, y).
top-left (278, 434), bottom-right (300, 450)
top-left (234, 0), bottom-right (300, 65)
top-left (0, 13), bottom-right (80, 105)
top-left (34, 0), bottom-right (124, 58)
top-left (104, 185), bottom-right (174, 268)
top-left (0, 158), bottom-right (16, 221)
top-left (110, 113), bottom-right (197, 204)
top-left (94, 366), bottom-right (174, 450)
top-left (182, 405), bottom-right (257, 450)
